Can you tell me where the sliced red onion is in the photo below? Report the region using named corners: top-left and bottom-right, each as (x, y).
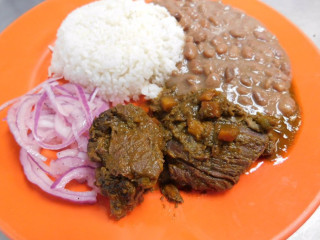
top-left (7, 98), bottom-right (46, 161)
top-left (54, 85), bottom-right (74, 96)
top-left (57, 149), bottom-right (78, 158)
top-left (75, 84), bottom-right (93, 125)
top-left (20, 149), bottom-right (97, 203)
top-left (89, 88), bottom-right (99, 103)
top-left (27, 150), bottom-right (51, 175)
top-left (51, 165), bottom-right (95, 189)
top-left (1, 77), bottom-right (109, 204)
top-left (0, 77), bottom-right (62, 112)
top-left (38, 114), bottom-right (55, 129)
top-left (42, 83), bottom-right (68, 117)
top-left (77, 151), bottom-right (89, 159)
top-left (33, 94), bottom-right (75, 150)
top-left (50, 156), bottom-right (97, 176)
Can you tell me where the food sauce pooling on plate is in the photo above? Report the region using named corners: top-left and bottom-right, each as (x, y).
top-left (154, 0), bottom-right (301, 157)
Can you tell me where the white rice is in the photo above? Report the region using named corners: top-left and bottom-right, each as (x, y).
top-left (49, 0), bottom-right (185, 104)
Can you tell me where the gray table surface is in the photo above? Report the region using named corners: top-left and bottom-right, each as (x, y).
top-left (0, 0), bottom-right (319, 239)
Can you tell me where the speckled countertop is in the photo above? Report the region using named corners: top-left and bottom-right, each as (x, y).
top-left (0, 0), bottom-right (319, 239)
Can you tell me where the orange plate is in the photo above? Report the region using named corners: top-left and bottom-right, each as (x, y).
top-left (0, 0), bottom-right (319, 239)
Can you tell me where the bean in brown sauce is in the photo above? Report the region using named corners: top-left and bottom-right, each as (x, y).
top-left (230, 28), bottom-right (246, 38)
top-left (256, 55), bottom-right (265, 64)
top-left (184, 42), bottom-right (198, 60)
top-left (186, 75), bottom-right (201, 90)
top-left (273, 81), bottom-right (289, 92)
top-left (237, 86), bottom-right (250, 95)
top-left (278, 96), bottom-right (296, 116)
top-left (229, 45), bottom-right (240, 59)
top-left (197, 3), bottom-right (207, 14)
top-left (208, 16), bottom-right (220, 26)
top-left (280, 62), bottom-right (291, 76)
top-left (240, 76), bottom-right (252, 87)
top-left (171, 70), bottom-right (179, 77)
top-left (203, 46), bottom-right (215, 58)
top-left (192, 29), bottom-right (207, 43)
top-left (179, 16), bottom-right (191, 30)
top-left (206, 73), bottom-right (221, 88)
top-left (274, 48), bottom-right (284, 58)
top-left (211, 36), bottom-right (224, 47)
top-left (200, 18), bottom-right (210, 28)
top-left (252, 87), bottom-right (268, 106)
top-left (203, 62), bottom-right (214, 76)
top-left (173, 11), bottom-right (182, 21)
top-left (253, 30), bottom-right (270, 41)
top-left (273, 58), bottom-right (281, 67)
top-left (225, 66), bottom-right (238, 82)
top-left (216, 43), bottom-right (228, 55)
top-left (263, 77), bottom-right (274, 89)
top-left (238, 96), bottom-right (253, 106)
top-left (186, 36), bottom-right (194, 42)
top-left (241, 46), bottom-right (254, 59)
top-left (189, 59), bottom-right (203, 74)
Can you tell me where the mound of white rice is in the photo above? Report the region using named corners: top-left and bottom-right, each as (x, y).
top-left (49, 0), bottom-right (185, 103)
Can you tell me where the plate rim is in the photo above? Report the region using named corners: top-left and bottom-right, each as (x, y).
top-left (0, 0), bottom-right (319, 240)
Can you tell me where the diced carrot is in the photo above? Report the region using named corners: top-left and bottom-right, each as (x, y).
top-left (218, 124), bottom-right (240, 142)
top-left (200, 100), bottom-right (221, 119)
top-left (199, 89), bottom-right (216, 101)
top-left (187, 119), bottom-right (204, 140)
top-left (161, 96), bottom-right (178, 112)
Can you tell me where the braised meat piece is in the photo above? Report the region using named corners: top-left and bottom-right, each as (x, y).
top-left (165, 127), bottom-right (267, 191)
top-left (150, 89), bottom-right (277, 202)
top-left (88, 104), bottom-right (164, 219)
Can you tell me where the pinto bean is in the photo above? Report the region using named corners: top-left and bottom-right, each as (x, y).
top-left (238, 96), bottom-right (253, 106)
top-left (216, 43), bottom-right (228, 55)
top-left (240, 76), bottom-right (252, 87)
top-left (211, 36), bottom-right (224, 47)
top-left (184, 42), bottom-right (198, 60)
top-left (252, 87), bottom-right (268, 106)
top-left (203, 62), bottom-right (214, 75)
top-left (189, 59), bottom-right (203, 74)
top-left (203, 46), bottom-right (215, 58)
top-left (229, 45), bottom-right (240, 58)
top-left (278, 96), bottom-right (296, 116)
top-left (237, 86), bottom-right (250, 95)
top-left (186, 75), bottom-right (201, 86)
top-left (179, 16), bottom-right (192, 31)
top-left (253, 30), bottom-right (270, 41)
top-left (262, 77), bottom-right (274, 90)
top-left (193, 30), bottom-right (207, 43)
top-left (273, 81), bottom-right (289, 92)
top-left (241, 46), bottom-right (254, 59)
top-left (225, 66), bottom-right (239, 82)
top-left (230, 28), bottom-right (246, 38)
top-left (208, 16), bottom-right (220, 26)
top-left (206, 73), bottom-right (221, 88)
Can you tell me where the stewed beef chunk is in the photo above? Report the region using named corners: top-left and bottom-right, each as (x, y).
top-left (88, 104), bottom-right (164, 219)
top-left (165, 125), bottom-right (268, 192)
top-left (150, 89), bottom-right (276, 202)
